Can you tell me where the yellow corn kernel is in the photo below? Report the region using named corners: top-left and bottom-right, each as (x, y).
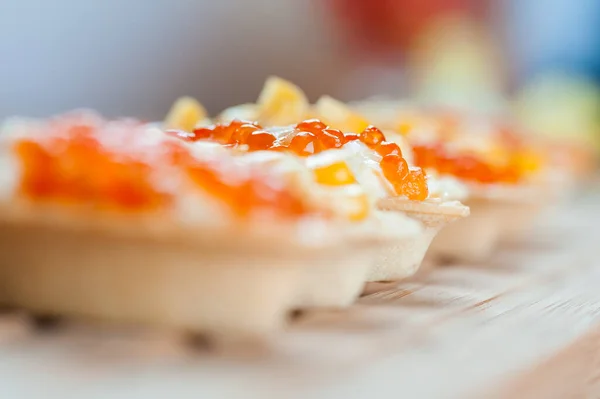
top-left (164, 97), bottom-right (207, 131)
top-left (257, 76), bottom-right (309, 125)
top-left (314, 96), bottom-right (370, 133)
top-left (313, 161), bottom-right (357, 186)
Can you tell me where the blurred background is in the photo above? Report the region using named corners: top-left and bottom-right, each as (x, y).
top-left (1, 0), bottom-right (599, 143)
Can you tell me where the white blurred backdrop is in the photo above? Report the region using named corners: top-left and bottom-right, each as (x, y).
top-left (0, 0), bottom-right (348, 119)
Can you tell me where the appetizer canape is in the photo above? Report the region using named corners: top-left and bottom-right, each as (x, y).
top-left (356, 103), bottom-right (551, 261)
top-left (164, 77), bottom-right (469, 282)
top-left (0, 111), bottom-right (414, 338)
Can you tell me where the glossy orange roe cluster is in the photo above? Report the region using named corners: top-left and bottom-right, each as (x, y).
top-left (185, 158), bottom-right (311, 219)
top-left (16, 127), bottom-right (169, 211)
top-left (412, 143), bottom-right (521, 184)
top-left (159, 142), bottom-right (313, 218)
top-left (166, 120), bottom-right (429, 201)
top-left (16, 120), bottom-right (312, 218)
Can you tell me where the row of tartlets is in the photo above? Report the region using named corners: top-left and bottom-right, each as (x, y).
top-left (0, 77), bottom-right (577, 339)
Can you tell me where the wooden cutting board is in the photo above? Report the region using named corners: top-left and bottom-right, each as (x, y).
top-left (0, 190), bottom-right (599, 398)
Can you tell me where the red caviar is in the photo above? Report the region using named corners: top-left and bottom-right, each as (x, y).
top-left (169, 119), bottom-right (429, 201)
top-left (188, 120), bottom-right (259, 144)
top-left (401, 169), bottom-right (429, 201)
top-left (322, 128), bottom-right (345, 141)
top-left (289, 131), bottom-right (318, 156)
top-left (186, 159), bottom-right (310, 218)
top-left (413, 143), bottom-right (525, 184)
top-left (318, 128), bottom-right (345, 149)
top-left (245, 131), bottom-right (277, 151)
top-left (296, 119), bottom-right (327, 134)
top-left (16, 135), bottom-right (168, 211)
top-left (229, 123), bottom-right (261, 145)
top-left (359, 126), bottom-right (385, 146)
top-left (375, 141), bottom-right (402, 157)
top-left (381, 154), bottom-right (409, 183)
top-left (15, 117), bottom-right (315, 218)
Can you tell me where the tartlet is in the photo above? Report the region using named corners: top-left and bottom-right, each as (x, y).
top-left (355, 103), bottom-right (554, 262)
top-left (164, 77), bottom-right (469, 282)
top-left (0, 112), bottom-right (414, 338)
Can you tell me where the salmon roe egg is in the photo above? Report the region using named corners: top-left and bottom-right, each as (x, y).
top-left (296, 119), bottom-right (327, 134)
top-left (245, 131), bottom-right (276, 151)
top-left (190, 120), bottom-right (260, 144)
top-left (359, 126), bottom-right (386, 146)
top-left (289, 131), bottom-right (318, 156)
top-left (380, 154), bottom-right (409, 194)
top-left (322, 128), bottom-right (345, 142)
top-left (400, 169), bottom-right (429, 201)
top-left (317, 128), bottom-right (344, 149)
top-left (191, 126), bottom-right (214, 141)
top-left (218, 120), bottom-right (246, 143)
top-left (230, 123), bottom-right (261, 145)
top-left (375, 141), bottom-right (402, 157)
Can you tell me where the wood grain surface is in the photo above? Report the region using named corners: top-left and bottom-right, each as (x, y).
top-left (0, 190), bottom-right (599, 399)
